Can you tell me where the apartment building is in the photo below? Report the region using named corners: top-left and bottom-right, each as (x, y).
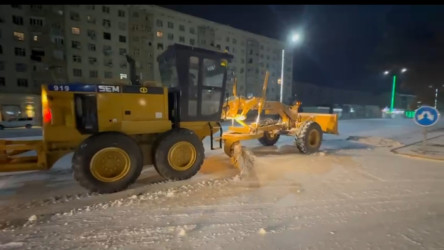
top-left (0, 5), bottom-right (294, 120)
top-left (130, 5), bottom-right (293, 101)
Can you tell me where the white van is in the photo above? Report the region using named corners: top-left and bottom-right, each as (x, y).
top-left (0, 117), bottom-right (35, 130)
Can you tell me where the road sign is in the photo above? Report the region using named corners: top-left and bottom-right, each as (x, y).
top-left (414, 105), bottom-right (440, 127)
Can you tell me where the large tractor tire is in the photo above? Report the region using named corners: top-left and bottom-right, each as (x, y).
top-left (153, 128), bottom-right (204, 180)
top-left (296, 121), bottom-right (323, 154)
top-left (72, 132), bottom-right (143, 193)
top-left (258, 131), bottom-right (280, 146)
top-left (257, 118), bottom-right (280, 146)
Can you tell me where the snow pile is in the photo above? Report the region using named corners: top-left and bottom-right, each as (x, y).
top-left (258, 228), bottom-right (267, 235)
top-left (27, 215), bottom-right (37, 223)
top-left (347, 136), bottom-right (403, 148)
top-left (0, 242), bottom-right (24, 249)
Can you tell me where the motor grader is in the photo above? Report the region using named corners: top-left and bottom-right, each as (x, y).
top-left (0, 44), bottom-right (233, 193)
top-left (221, 71), bottom-right (338, 166)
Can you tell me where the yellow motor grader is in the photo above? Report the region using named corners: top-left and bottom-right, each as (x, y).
top-left (0, 43), bottom-right (338, 194)
top-left (0, 44), bottom-right (233, 193)
top-left (221, 71), bottom-right (338, 164)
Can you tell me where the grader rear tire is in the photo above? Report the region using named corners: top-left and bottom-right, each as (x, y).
top-left (72, 132), bottom-right (143, 193)
top-left (153, 128), bottom-right (204, 180)
top-left (296, 121), bottom-right (323, 154)
top-left (257, 118), bottom-right (280, 146)
top-left (258, 131), bottom-right (280, 146)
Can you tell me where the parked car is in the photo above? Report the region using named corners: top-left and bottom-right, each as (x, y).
top-left (0, 117), bottom-right (35, 130)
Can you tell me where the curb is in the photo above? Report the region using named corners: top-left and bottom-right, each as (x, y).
top-left (391, 134), bottom-right (444, 161)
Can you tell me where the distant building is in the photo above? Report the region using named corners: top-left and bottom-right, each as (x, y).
top-left (0, 5), bottom-right (293, 121)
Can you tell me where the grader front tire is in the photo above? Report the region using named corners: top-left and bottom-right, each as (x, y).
top-left (296, 121), bottom-right (323, 154)
top-left (153, 128), bottom-right (204, 180)
top-left (72, 132), bottom-right (143, 194)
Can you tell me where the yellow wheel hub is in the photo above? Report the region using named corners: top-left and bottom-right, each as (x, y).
top-left (90, 147), bottom-right (131, 182)
top-left (308, 129), bottom-right (321, 147)
top-left (168, 141), bottom-right (197, 171)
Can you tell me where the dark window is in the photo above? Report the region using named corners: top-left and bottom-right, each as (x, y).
top-left (168, 22), bottom-right (174, 29)
top-left (17, 78), bottom-right (28, 87)
top-left (103, 19), bottom-right (111, 28)
top-left (179, 25), bottom-right (185, 31)
top-left (157, 43), bottom-right (163, 50)
top-left (15, 63), bottom-right (27, 72)
top-left (119, 35), bottom-right (126, 43)
top-left (72, 41), bottom-right (81, 49)
top-left (103, 32), bottom-right (111, 40)
top-left (88, 43), bottom-right (96, 51)
top-left (73, 68), bottom-right (82, 77)
top-left (15, 47), bottom-right (26, 56)
top-left (0, 77), bottom-right (5, 86)
top-left (118, 10), bottom-right (125, 17)
top-left (74, 94), bottom-right (98, 134)
top-left (12, 15), bottom-right (24, 25)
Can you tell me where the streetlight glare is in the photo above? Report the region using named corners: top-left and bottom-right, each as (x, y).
top-left (401, 68), bottom-right (407, 73)
top-left (384, 71), bottom-right (389, 75)
top-left (291, 33), bottom-right (301, 43)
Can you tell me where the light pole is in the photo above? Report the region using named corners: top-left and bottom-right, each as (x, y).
top-left (383, 67), bottom-right (407, 112)
top-left (279, 32), bottom-right (302, 103)
top-left (428, 84), bottom-right (444, 109)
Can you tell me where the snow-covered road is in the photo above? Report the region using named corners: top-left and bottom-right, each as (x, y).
top-left (0, 118), bottom-right (443, 249)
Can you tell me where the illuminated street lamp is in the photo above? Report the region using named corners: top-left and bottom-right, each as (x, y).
top-left (280, 31), bottom-right (302, 103)
top-left (383, 68), bottom-right (407, 112)
top-left (428, 84), bottom-right (444, 109)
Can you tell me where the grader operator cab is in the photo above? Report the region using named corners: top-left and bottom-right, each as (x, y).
top-left (0, 44), bottom-right (233, 193)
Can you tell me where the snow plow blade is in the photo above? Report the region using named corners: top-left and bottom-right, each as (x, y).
top-left (0, 140), bottom-right (47, 172)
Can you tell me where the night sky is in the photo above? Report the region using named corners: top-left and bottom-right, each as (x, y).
top-left (161, 5), bottom-right (444, 98)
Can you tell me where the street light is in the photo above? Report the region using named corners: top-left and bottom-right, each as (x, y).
top-left (279, 31), bottom-right (302, 103)
top-left (428, 84), bottom-right (444, 109)
top-left (383, 68), bottom-right (407, 112)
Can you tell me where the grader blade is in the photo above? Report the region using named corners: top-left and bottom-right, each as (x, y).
top-left (230, 141), bottom-right (255, 178)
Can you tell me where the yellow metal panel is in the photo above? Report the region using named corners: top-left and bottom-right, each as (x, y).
top-left (97, 93), bottom-right (123, 131)
top-left (121, 91), bottom-right (168, 122)
top-left (298, 113), bottom-right (339, 134)
top-left (180, 121), bottom-right (219, 140)
top-left (121, 120), bottom-right (172, 135)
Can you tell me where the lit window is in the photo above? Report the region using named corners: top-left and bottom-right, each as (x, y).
top-left (72, 27), bottom-right (80, 35)
top-left (120, 73), bottom-right (127, 79)
top-left (14, 32), bottom-right (25, 41)
top-left (33, 35), bottom-right (38, 41)
top-left (156, 31), bottom-right (163, 38)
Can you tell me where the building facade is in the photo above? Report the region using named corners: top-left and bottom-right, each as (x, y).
top-left (0, 5), bottom-right (293, 121)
